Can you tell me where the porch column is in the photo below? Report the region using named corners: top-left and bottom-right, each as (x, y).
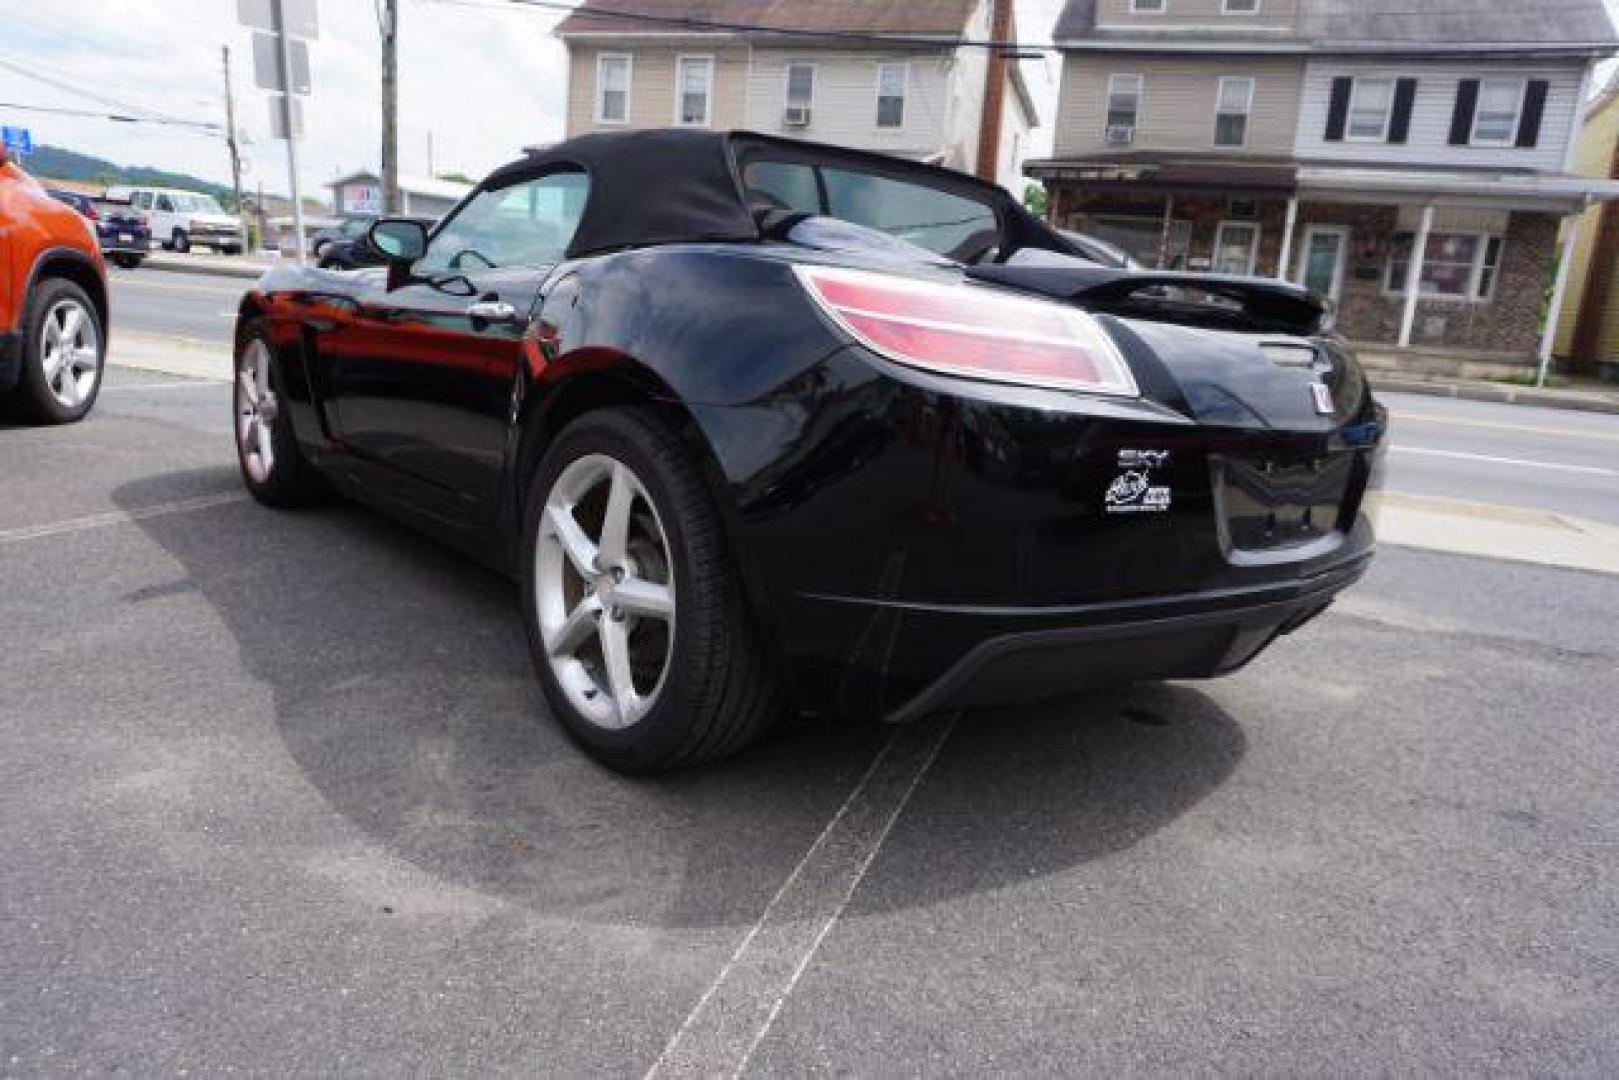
top-left (1398, 204), bottom-right (1434, 348)
top-left (1277, 196), bottom-right (1299, 282)
top-left (1537, 212), bottom-right (1585, 388)
top-left (1156, 193), bottom-right (1176, 270)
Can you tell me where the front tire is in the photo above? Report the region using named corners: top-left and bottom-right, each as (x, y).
top-left (233, 320), bottom-right (321, 507)
top-left (521, 407), bottom-right (783, 772)
top-left (9, 278), bottom-right (104, 424)
top-left (171, 229), bottom-right (190, 254)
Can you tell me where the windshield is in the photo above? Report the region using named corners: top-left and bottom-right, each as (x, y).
top-left (177, 193), bottom-right (224, 214)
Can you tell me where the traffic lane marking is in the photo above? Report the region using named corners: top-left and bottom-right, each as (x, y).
top-left (110, 278), bottom-right (251, 298)
top-left (1390, 410), bottom-right (1619, 445)
top-left (646, 713), bottom-right (959, 1080)
top-left (1390, 446), bottom-right (1618, 477)
top-left (0, 492), bottom-right (247, 544)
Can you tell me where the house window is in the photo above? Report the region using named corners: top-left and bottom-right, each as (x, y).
top-left (596, 54), bottom-right (631, 124)
top-left (1131, 0), bottom-right (1166, 11)
top-left (786, 63), bottom-right (815, 110)
top-left (1213, 221), bottom-right (1261, 275)
top-left (1222, 0), bottom-right (1260, 12)
top-left (876, 62), bottom-right (907, 128)
top-left (1386, 232), bottom-right (1504, 300)
top-left (675, 56), bottom-right (713, 127)
top-left (1214, 77), bottom-right (1255, 148)
top-left (1347, 77), bottom-right (1395, 141)
top-left (1105, 74), bottom-right (1143, 134)
top-left (1471, 79), bottom-right (1525, 146)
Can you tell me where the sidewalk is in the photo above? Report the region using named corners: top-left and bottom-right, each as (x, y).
top-left (1368, 370), bottom-right (1619, 416)
top-left (141, 250), bottom-right (282, 281)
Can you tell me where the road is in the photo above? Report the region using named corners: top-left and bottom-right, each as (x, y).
top-left (110, 265), bottom-right (247, 345)
top-left (1, 367), bottom-right (1615, 1074)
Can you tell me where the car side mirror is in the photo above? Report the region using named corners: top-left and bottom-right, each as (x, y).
top-left (366, 218), bottom-right (429, 289)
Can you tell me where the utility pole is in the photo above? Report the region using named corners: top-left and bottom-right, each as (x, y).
top-left (380, 0), bottom-right (400, 213)
top-left (221, 45), bottom-right (249, 249)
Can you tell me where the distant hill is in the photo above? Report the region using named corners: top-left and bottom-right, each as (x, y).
top-left (23, 145), bottom-right (239, 210)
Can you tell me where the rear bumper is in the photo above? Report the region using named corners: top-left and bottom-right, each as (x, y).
top-left (0, 330), bottom-right (21, 391)
top-left (872, 554), bottom-right (1368, 723)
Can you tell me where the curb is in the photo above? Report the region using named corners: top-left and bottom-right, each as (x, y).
top-left (141, 254), bottom-right (277, 281)
top-left (1369, 375), bottom-right (1619, 417)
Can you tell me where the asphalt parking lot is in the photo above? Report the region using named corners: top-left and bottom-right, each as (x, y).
top-left (3, 367), bottom-right (1617, 1075)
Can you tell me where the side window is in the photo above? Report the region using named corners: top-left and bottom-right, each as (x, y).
top-left (876, 63), bottom-right (907, 129)
top-left (597, 54), bottom-right (632, 124)
top-left (821, 167), bottom-right (998, 260)
top-left (420, 171), bottom-right (589, 272)
top-left (132, 192), bottom-right (152, 210)
top-left (156, 194), bottom-right (175, 213)
top-left (742, 161), bottom-right (821, 214)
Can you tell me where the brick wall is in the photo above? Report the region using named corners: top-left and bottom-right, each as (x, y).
top-left (1300, 207), bottom-right (1555, 357)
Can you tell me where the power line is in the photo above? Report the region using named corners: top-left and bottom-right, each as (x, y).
top-left (0, 100), bottom-right (221, 132)
top-left (0, 55), bottom-right (219, 132)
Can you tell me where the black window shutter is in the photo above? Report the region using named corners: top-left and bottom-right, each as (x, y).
top-left (1450, 79), bottom-right (1479, 145)
top-left (1517, 80), bottom-right (1550, 148)
top-left (1325, 76), bottom-right (1352, 141)
top-left (1389, 78), bottom-right (1418, 144)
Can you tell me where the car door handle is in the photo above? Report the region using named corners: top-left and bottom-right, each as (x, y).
top-left (466, 300), bottom-right (519, 323)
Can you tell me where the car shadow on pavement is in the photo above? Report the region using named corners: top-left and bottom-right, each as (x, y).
top-left (115, 468), bottom-right (1245, 929)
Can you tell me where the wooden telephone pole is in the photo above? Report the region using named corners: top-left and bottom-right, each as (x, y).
top-left (379, 0), bottom-right (400, 214)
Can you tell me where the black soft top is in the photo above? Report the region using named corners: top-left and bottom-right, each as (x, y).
top-left (478, 128), bottom-right (1051, 261)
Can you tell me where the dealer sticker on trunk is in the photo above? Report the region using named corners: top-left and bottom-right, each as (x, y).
top-left (1105, 449), bottom-right (1172, 515)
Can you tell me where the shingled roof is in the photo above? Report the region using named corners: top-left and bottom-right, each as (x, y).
top-left (1054, 0), bottom-right (1618, 50)
top-left (555, 0), bottom-right (981, 39)
top-left (1304, 0), bottom-right (1617, 49)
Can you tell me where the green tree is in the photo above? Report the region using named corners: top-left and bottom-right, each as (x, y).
top-left (1023, 182), bottom-right (1048, 218)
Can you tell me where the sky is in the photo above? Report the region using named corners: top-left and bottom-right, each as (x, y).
top-left (0, 0), bottom-right (1609, 201)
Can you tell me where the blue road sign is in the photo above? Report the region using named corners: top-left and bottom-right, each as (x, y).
top-left (2, 126), bottom-right (33, 156)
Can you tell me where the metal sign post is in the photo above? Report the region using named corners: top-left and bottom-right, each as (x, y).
top-left (273, 0), bottom-right (305, 264)
top-left (239, 0), bottom-right (316, 263)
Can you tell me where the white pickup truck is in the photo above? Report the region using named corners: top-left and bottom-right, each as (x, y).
top-left (105, 185), bottom-right (245, 254)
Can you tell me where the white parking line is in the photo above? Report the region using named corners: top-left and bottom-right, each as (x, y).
top-left (646, 712), bottom-right (959, 1080)
top-left (0, 492), bottom-right (247, 544)
top-left (1391, 446), bottom-right (1617, 477)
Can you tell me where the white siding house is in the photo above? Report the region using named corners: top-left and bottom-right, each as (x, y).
top-left (1295, 60), bottom-right (1588, 173)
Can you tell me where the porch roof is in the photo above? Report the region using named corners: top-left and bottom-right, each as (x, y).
top-left (1023, 154), bottom-right (1297, 195)
top-left (1296, 165), bottom-right (1619, 215)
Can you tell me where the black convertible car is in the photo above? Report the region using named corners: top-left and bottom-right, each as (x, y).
top-left (233, 129), bottom-right (1385, 771)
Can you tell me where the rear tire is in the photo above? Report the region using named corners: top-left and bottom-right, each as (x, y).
top-left (521, 407), bottom-right (783, 772)
top-left (110, 254), bottom-right (144, 270)
top-left (9, 278), bottom-right (104, 425)
top-left (171, 229), bottom-right (190, 254)
top-left (232, 319), bottom-right (322, 507)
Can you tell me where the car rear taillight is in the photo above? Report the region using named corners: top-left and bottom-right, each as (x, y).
top-left (795, 265), bottom-right (1138, 398)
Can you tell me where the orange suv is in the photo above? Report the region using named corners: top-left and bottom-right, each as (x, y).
top-left (0, 143), bottom-right (109, 423)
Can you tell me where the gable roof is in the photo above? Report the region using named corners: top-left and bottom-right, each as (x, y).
top-left (555, 0), bottom-right (980, 39)
top-left (1302, 0), bottom-right (1618, 50)
top-left (1054, 0), bottom-right (1619, 52)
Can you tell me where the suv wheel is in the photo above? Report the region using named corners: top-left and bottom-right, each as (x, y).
top-left (171, 229), bottom-right (190, 254)
top-left (9, 279), bottom-right (104, 424)
top-left (521, 407), bottom-right (783, 772)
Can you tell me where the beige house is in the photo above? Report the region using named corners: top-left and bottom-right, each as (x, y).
top-left (1029, 0), bottom-right (1619, 365)
top-left (553, 0), bottom-right (1038, 193)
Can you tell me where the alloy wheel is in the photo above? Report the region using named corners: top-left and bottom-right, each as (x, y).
top-left (536, 453), bottom-right (676, 730)
top-left (40, 299), bottom-right (100, 409)
top-left (235, 339), bottom-right (279, 483)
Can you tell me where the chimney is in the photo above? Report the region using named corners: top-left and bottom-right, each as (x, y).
top-left (975, 0), bottom-right (1014, 183)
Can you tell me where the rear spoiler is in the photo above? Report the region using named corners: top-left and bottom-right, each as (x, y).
top-left (967, 264), bottom-right (1327, 337)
